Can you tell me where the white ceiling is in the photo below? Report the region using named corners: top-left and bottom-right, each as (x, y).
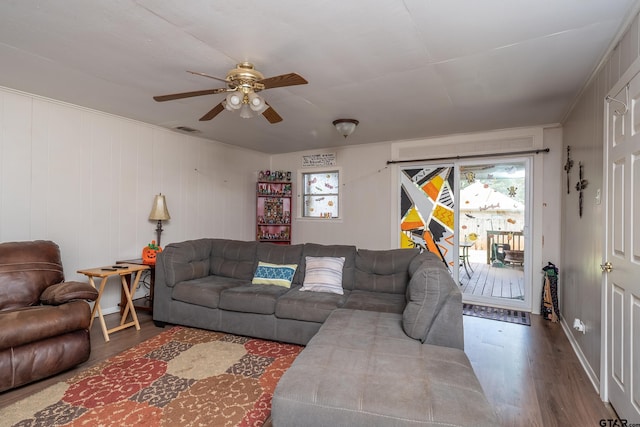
top-left (0, 1), bottom-right (637, 154)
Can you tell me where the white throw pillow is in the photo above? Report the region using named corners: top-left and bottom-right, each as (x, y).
top-left (300, 256), bottom-right (345, 295)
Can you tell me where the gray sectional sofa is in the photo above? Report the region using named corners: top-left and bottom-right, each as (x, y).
top-left (153, 238), bottom-right (497, 426)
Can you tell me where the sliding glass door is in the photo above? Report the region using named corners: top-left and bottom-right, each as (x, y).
top-left (458, 160), bottom-right (528, 309)
top-left (399, 158), bottom-right (530, 310)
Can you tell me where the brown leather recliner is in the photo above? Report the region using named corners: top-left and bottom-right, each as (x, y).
top-left (0, 240), bottom-right (98, 392)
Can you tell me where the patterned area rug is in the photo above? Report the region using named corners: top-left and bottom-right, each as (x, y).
top-left (463, 303), bottom-right (531, 326)
top-left (4, 326), bottom-right (303, 426)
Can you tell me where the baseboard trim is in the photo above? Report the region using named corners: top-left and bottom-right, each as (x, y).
top-left (560, 317), bottom-right (601, 395)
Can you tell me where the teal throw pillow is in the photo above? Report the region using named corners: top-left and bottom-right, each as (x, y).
top-left (252, 261), bottom-right (298, 288)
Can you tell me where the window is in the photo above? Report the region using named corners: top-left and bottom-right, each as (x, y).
top-left (302, 170), bottom-right (339, 218)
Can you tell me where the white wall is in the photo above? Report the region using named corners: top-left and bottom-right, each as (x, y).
top-left (541, 127), bottom-right (563, 275)
top-left (0, 86), bottom-right (268, 313)
top-left (271, 141), bottom-right (394, 249)
top-left (0, 83), bottom-right (567, 323)
top-left (561, 11), bottom-right (640, 388)
top-left (272, 126), bottom-right (563, 315)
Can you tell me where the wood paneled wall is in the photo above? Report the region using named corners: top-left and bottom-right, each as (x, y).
top-left (562, 11), bottom-right (640, 388)
top-left (0, 87), bottom-right (268, 313)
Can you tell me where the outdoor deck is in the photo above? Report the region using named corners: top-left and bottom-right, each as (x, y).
top-left (459, 261), bottom-right (524, 300)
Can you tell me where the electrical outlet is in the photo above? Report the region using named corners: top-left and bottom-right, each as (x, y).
top-left (573, 318), bottom-right (586, 334)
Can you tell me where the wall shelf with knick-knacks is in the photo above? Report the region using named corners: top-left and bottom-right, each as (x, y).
top-left (256, 172), bottom-right (292, 244)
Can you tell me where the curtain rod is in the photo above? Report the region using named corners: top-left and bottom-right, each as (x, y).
top-left (386, 148), bottom-right (550, 165)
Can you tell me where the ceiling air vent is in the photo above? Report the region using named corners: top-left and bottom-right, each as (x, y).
top-left (174, 126), bottom-right (200, 133)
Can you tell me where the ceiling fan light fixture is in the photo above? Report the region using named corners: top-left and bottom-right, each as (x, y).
top-left (154, 63), bottom-right (308, 123)
top-left (226, 91), bottom-right (243, 110)
top-left (333, 119), bottom-right (359, 138)
top-left (239, 103), bottom-right (255, 119)
top-left (248, 92), bottom-right (266, 111)
top-left (252, 103), bottom-right (269, 114)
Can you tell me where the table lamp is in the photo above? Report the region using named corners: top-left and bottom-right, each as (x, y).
top-left (148, 193), bottom-right (171, 247)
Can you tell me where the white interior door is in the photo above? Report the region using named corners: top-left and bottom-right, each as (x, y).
top-left (605, 78), bottom-right (640, 421)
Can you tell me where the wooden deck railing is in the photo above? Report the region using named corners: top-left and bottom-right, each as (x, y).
top-left (486, 230), bottom-right (524, 264)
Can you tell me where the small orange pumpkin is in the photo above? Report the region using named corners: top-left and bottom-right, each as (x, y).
top-left (142, 240), bottom-right (162, 264)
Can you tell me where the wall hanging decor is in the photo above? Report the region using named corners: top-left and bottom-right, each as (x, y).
top-left (575, 161), bottom-right (588, 217)
top-left (302, 153), bottom-right (336, 167)
top-left (564, 145), bottom-right (573, 194)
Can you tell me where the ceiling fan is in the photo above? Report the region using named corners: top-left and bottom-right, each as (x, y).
top-left (153, 62), bottom-right (308, 123)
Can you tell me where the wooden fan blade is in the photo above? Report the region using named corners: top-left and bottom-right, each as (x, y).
top-left (199, 103), bottom-right (225, 121)
top-left (262, 104), bottom-right (283, 123)
top-left (153, 88), bottom-right (226, 102)
top-left (187, 70), bottom-right (229, 84)
top-left (260, 73), bottom-right (308, 90)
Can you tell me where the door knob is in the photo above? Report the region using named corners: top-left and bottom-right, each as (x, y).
top-left (600, 261), bottom-right (613, 273)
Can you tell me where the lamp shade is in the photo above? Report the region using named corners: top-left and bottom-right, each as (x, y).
top-left (248, 92), bottom-right (266, 112)
top-left (333, 119), bottom-right (359, 138)
top-left (239, 103), bottom-right (255, 119)
top-left (226, 91), bottom-right (243, 110)
top-left (149, 194), bottom-right (171, 221)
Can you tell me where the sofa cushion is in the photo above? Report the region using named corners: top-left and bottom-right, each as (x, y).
top-left (301, 244), bottom-right (356, 290)
top-left (160, 239), bottom-right (212, 287)
top-left (172, 276), bottom-right (245, 309)
top-left (256, 243), bottom-right (305, 286)
top-left (300, 257), bottom-right (345, 295)
top-left (273, 309), bottom-right (497, 427)
top-left (209, 239), bottom-right (258, 280)
top-left (354, 248), bottom-right (418, 294)
top-left (219, 284), bottom-right (289, 315)
top-left (252, 261), bottom-right (298, 288)
top-left (342, 290), bottom-right (405, 314)
top-left (275, 287), bottom-right (349, 323)
top-left (403, 256), bottom-right (457, 342)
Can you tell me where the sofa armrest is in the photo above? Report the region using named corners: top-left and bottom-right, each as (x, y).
top-left (153, 239), bottom-right (213, 321)
top-left (402, 254), bottom-right (464, 350)
top-left (40, 281), bottom-right (98, 305)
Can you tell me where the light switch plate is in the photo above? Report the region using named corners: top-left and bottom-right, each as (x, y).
top-left (595, 189), bottom-right (601, 205)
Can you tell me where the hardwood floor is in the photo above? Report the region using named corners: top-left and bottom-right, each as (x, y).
top-left (465, 314), bottom-right (618, 426)
top-left (1, 311), bottom-right (618, 426)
